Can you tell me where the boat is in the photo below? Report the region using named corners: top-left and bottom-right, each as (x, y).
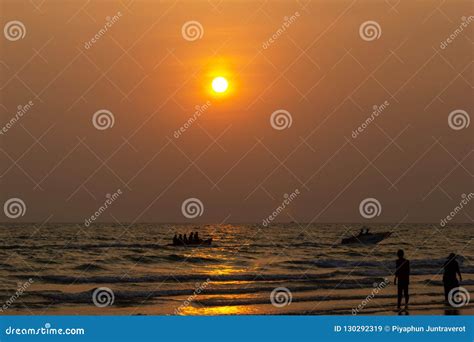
top-left (341, 232), bottom-right (391, 245)
top-left (169, 238), bottom-right (213, 247)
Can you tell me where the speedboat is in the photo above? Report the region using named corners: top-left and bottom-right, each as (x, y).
top-left (341, 232), bottom-right (391, 245)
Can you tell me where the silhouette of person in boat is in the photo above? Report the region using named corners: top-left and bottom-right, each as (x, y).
top-left (172, 231), bottom-right (210, 246)
top-left (443, 253), bottom-right (462, 304)
top-left (394, 249), bottom-right (410, 310)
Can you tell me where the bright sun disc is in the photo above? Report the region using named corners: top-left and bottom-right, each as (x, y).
top-left (212, 76), bottom-right (228, 93)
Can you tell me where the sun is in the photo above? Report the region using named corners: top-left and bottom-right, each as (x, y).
top-left (211, 76), bottom-right (228, 93)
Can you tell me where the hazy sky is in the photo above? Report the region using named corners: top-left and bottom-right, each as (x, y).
top-left (0, 0), bottom-right (472, 224)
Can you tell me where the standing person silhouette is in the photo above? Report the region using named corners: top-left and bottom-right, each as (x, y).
top-left (394, 249), bottom-right (410, 310)
top-left (443, 253), bottom-right (462, 304)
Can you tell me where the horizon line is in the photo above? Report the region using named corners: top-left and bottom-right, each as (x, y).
top-left (0, 221), bottom-right (471, 225)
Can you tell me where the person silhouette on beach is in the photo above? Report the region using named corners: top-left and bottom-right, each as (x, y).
top-left (394, 249), bottom-right (410, 310)
top-left (443, 253), bottom-right (462, 304)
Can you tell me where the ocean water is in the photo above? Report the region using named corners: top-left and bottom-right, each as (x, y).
top-left (0, 223), bottom-right (472, 315)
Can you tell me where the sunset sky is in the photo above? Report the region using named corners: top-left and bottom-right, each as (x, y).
top-left (0, 0), bottom-right (472, 223)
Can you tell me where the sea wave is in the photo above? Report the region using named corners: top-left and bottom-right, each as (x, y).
top-left (17, 272), bottom-right (346, 284)
top-left (124, 254), bottom-right (221, 264)
top-left (0, 243), bottom-right (168, 250)
top-left (30, 279), bottom-right (388, 303)
top-left (286, 257), bottom-right (468, 269)
top-left (193, 292), bottom-right (443, 308)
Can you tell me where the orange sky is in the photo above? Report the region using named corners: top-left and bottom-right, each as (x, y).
top-left (0, 0), bottom-right (472, 223)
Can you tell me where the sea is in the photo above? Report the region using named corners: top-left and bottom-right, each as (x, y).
top-left (0, 223), bottom-right (472, 315)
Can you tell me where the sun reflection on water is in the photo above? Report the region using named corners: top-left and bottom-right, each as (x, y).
top-left (179, 304), bottom-right (258, 315)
